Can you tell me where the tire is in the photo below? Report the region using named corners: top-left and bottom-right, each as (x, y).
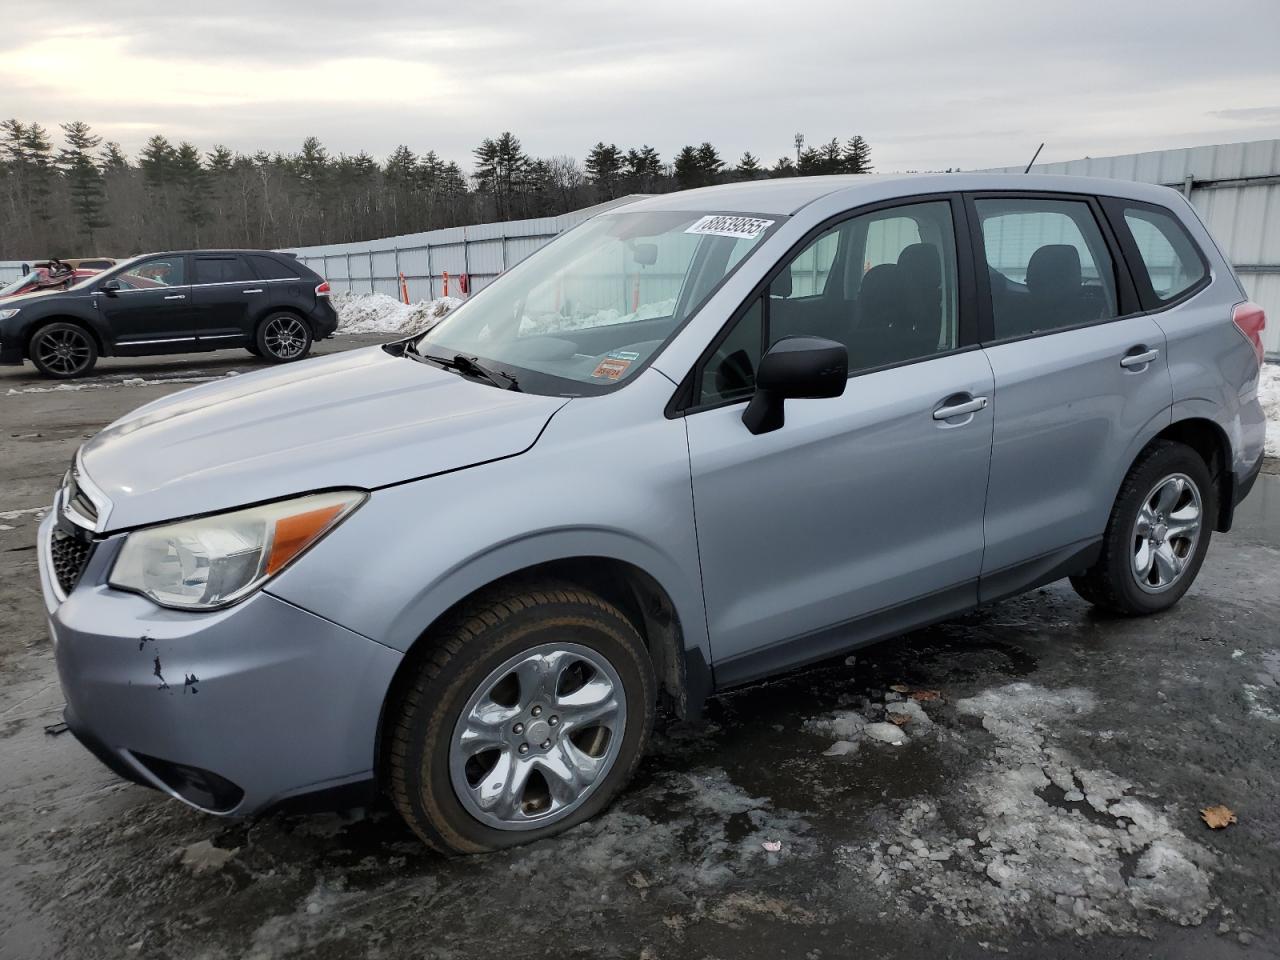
top-left (29, 322), bottom-right (98, 379)
top-left (1070, 440), bottom-right (1214, 615)
top-left (255, 312), bottom-right (313, 363)
top-left (244, 342), bottom-right (262, 358)
top-left (387, 582), bottom-right (656, 855)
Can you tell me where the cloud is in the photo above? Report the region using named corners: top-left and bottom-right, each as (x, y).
top-left (2, 0), bottom-right (1278, 172)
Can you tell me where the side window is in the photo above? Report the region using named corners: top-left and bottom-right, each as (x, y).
top-left (975, 198), bottom-right (1118, 339)
top-left (249, 254), bottom-right (300, 280)
top-left (698, 298), bottom-right (763, 404)
top-left (194, 256), bottom-right (254, 284)
top-left (1121, 206), bottom-right (1207, 303)
top-left (119, 257), bottom-right (185, 288)
top-left (695, 199), bottom-right (960, 403)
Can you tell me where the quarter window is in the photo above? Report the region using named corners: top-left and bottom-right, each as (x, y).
top-left (194, 256), bottom-right (254, 284)
top-left (696, 200), bottom-right (960, 404)
top-left (976, 198), bottom-right (1119, 339)
top-left (1121, 206), bottom-right (1207, 303)
top-left (249, 254), bottom-right (300, 280)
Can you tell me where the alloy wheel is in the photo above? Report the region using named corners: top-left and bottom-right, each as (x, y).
top-left (263, 315), bottom-right (309, 359)
top-left (35, 328), bottom-right (93, 376)
top-left (1131, 472), bottom-right (1202, 593)
top-left (449, 642), bottom-right (626, 831)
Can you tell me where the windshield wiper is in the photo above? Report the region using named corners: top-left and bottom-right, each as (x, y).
top-left (413, 350), bottom-right (521, 391)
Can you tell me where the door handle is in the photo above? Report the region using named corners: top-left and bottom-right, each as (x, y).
top-left (933, 396), bottom-right (988, 420)
top-left (242, 288), bottom-right (263, 294)
top-left (1120, 348), bottom-right (1159, 368)
top-left (163, 294), bottom-right (186, 301)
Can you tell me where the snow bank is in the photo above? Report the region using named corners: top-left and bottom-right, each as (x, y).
top-left (332, 291), bottom-right (462, 336)
top-left (1261, 362), bottom-right (1280, 459)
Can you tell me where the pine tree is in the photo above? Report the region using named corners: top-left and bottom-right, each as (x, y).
top-left (139, 135), bottom-right (177, 184)
top-left (174, 141), bottom-right (211, 245)
top-left (843, 135), bottom-right (873, 174)
top-left (57, 121), bottom-right (108, 245)
top-left (819, 138), bottom-right (843, 174)
top-left (797, 145), bottom-right (821, 176)
top-left (673, 145), bottom-right (701, 190)
top-left (771, 156), bottom-right (797, 177)
top-left (695, 142), bottom-right (723, 184)
top-left (585, 142), bottom-right (623, 199)
top-left (735, 151), bottom-right (761, 180)
top-left (22, 122), bottom-right (55, 229)
top-left (100, 141), bottom-right (130, 171)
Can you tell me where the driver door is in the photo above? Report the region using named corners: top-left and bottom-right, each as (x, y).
top-left (682, 197), bottom-right (995, 685)
top-left (98, 255), bottom-right (197, 353)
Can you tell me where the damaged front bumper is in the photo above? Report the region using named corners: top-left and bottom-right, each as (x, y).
top-left (38, 512), bottom-right (401, 815)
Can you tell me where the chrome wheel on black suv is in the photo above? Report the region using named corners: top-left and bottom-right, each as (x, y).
top-left (256, 312), bottom-right (313, 363)
top-left (30, 322), bottom-right (98, 379)
top-left (387, 582), bottom-right (654, 854)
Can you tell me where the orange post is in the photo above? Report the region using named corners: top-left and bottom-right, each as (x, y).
top-left (398, 272), bottom-right (409, 305)
top-left (443, 271), bottom-right (449, 297)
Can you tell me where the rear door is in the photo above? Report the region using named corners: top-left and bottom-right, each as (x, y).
top-left (967, 193), bottom-right (1173, 598)
top-left (191, 254), bottom-right (261, 344)
top-left (97, 255), bottom-right (196, 352)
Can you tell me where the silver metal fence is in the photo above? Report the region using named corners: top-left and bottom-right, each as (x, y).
top-left (278, 196), bottom-right (646, 303)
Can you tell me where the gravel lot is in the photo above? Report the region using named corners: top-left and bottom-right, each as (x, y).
top-left (2, 338), bottom-right (1278, 960)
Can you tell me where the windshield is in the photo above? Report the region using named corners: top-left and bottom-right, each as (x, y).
top-left (414, 210), bottom-right (781, 395)
top-left (0, 271), bottom-right (37, 297)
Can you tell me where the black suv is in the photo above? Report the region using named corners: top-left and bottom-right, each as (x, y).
top-left (0, 250), bottom-right (339, 378)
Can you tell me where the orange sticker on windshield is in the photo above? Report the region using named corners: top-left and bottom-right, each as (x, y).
top-left (592, 357), bottom-right (632, 380)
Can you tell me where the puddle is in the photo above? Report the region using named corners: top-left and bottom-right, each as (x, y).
top-left (1230, 471), bottom-right (1280, 547)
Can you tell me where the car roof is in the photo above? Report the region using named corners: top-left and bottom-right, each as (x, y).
top-left (133, 249), bottom-right (285, 257)
top-left (623, 173), bottom-right (1185, 216)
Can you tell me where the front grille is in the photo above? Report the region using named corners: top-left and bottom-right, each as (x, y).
top-left (50, 526), bottom-right (93, 595)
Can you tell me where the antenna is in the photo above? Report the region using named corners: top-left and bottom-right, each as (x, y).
top-left (794, 132), bottom-right (804, 165)
top-left (1023, 142), bottom-right (1044, 174)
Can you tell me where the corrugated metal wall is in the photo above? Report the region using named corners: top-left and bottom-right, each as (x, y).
top-left (983, 139), bottom-right (1280, 357)
top-left (277, 196), bottom-right (645, 302)
top-left (0, 261), bottom-right (27, 284)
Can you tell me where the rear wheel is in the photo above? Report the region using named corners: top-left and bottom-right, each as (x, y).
top-left (1070, 440), bottom-right (1213, 615)
top-left (387, 582), bottom-right (655, 854)
top-left (30, 322), bottom-right (98, 379)
top-left (256, 312), bottom-right (312, 363)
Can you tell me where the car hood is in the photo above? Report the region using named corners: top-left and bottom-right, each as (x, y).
top-left (81, 346), bottom-right (570, 531)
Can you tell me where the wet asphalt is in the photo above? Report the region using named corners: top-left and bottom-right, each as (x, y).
top-left (1, 339), bottom-right (1277, 960)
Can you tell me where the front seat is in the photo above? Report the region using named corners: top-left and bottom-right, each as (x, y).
top-left (852, 263), bottom-right (912, 368)
top-left (897, 243), bottom-right (943, 353)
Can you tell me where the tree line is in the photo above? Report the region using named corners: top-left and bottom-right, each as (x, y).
top-left (0, 121), bottom-right (874, 259)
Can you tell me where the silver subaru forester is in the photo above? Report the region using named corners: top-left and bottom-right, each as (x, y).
top-left (41, 174), bottom-right (1267, 853)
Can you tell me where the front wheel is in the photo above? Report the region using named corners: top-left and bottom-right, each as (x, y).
top-left (1070, 440), bottom-right (1213, 615)
top-left (30, 322), bottom-right (98, 379)
top-left (387, 583), bottom-right (655, 854)
top-left (256, 313), bottom-right (312, 363)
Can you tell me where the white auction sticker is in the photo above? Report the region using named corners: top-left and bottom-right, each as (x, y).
top-left (685, 215), bottom-right (775, 239)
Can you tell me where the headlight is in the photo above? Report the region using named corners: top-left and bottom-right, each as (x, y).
top-left (109, 490), bottom-right (365, 610)
top-left (0, 308), bottom-right (19, 320)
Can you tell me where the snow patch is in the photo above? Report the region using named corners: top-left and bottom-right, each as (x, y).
top-left (1261, 362), bottom-right (1280, 459)
top-left (332, 291), bottom-right (461, 336)
top-left (852, 682), bottom-right (1215, 936)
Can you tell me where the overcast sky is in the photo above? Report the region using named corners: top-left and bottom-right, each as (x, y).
top-left (4, 0), bottom-right (1279, 174)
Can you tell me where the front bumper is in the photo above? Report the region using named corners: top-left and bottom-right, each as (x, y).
top-left (39, 513), bottom-right (401, 815)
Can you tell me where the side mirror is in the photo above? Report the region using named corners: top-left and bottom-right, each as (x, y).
top-left (741, 336), bottom-right (847, 435)
top-left (100, 279), bottom-right (122, 295)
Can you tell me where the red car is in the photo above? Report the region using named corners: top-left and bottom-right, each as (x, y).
top-left (0, 263), bottom-right (101, 301)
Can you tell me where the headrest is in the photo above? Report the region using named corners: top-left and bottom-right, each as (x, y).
top-left (1026, 244), bottom-right (1082, 295)
top-left (897, 243), bottom-right (941, 288)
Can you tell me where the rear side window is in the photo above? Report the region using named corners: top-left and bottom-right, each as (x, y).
top-left (975, 198), bottom-right (1119, 339)
top-left (194, 256), bottom-right (254, 284)
top-left (1121, 206), bottom-right (1207, 304)
top-left (248, 254), bottom-right (301, 280)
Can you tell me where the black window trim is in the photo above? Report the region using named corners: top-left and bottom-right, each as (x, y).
top-left (1097, 196), bottom-right (1213, 314)
top-left (962, 189), bottom-right (1143, 348)
top-left (671, 191), bottom-right (980, 418)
